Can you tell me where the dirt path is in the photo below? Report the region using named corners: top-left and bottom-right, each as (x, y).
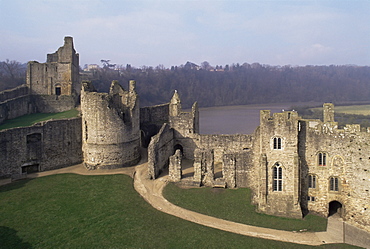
top-left (133, 163), bottom-right (328, 246)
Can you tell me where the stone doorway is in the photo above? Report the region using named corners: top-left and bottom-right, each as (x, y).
top-left (328, 200), bottom-right (343, 217)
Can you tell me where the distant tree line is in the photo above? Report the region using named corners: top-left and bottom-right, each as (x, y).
top-left (85, 62), bottom-right (370, 108)
top-left (2, 59), bottom-right (370, 109)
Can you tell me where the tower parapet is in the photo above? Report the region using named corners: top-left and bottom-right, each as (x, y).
top-left (81, 80), bottom-right (140, 169)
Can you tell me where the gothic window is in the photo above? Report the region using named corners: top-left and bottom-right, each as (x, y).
top-left (273, 137), bottom-right (282, 150)
top-left (308, 174), bottom-right (316, 188)
top-left (318, 152), bottom-right (327, 166)
top-left (273, 163), bottom-right (283, 191)
top-left (329, 177), bottom-right (339, 191)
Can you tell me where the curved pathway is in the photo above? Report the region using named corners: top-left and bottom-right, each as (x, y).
top-left (1, 160), bottom-right (343, 247)
top-left (133, 163), bottom-right (327, 246)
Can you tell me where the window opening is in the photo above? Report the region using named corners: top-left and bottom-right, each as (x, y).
top-left (273, 137), bottom-right (282, 150)
top-left (308, 174), bottom-right (316, 188)
top-left (329, 177), bottom-right (339, 191)
top-left (273, 163), bottom-right (283, 191)
top-left (318, 152), bottom-right (327, 166)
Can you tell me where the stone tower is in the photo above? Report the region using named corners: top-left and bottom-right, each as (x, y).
top-left (323, 103), bottom-right (335, 123)
top-left (256, 110), bottom-right (302, 218)
top-left (27, 36), bottom-right (80, 96)
top-left (81, 80), bottom-right (141, 169)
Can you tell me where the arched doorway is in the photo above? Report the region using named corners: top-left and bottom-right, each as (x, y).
top-left (328, 200), bottom-right (343, 217)
top-left (174, 144), bottom-right (183, 155)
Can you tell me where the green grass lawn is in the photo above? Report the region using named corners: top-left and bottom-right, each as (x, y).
top-left (0, 174), bottom-right (358, 248)
top-left (163, 183), bottom-right (327, 232)
top-left (0, 109), bottom-right (79, 131)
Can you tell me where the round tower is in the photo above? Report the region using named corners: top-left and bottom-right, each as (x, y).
top-left (81, 80), bottom-right (141, 169)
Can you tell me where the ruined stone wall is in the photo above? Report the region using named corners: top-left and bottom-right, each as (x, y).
top-left (32, 95), bottom-right (78, 113)
top-left (254, 110), bottom-right (302, 218)
top-left (140, 103), bottom-right (169, 147)
top-left (0, 85), bottom-right (28, 102)
top-left (169, 149), bottom-right (182, 182)
top-left (299, 119), bottom-right (370, 232)
top-left (81, 81), bottom-right (140, 169)
top-left (27, 36), bottom-right (80, 97)
top-left (0, 85), bottom-right (32, 124)
top-left (148, 123), bottom-right (174, 179)
top-left (0, 117), bottom-right (82, 178)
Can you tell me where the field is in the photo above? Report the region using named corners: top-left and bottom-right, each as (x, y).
top-left (311, 105), bottom-right (370, 115)
top-left (0, 174), bottom-right (358, 248)
top-left (0, 109), bottom-right (79, 131)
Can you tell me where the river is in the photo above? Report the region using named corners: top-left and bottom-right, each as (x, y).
top-left (199, 103), bottom-right (315, 135)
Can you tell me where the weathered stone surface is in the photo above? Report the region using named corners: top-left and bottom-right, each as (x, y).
top-left (169, 149), bottom-right (182, 182)
top-left (81, 80), bottom-right (140, 169)
top-left (0, 118), bottom-right (82, 178)
top-left (148, 123), bottom-right (174, 179)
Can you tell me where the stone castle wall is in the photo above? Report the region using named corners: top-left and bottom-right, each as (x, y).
top-left (299, 119), bottom-right (370, 232)
top-left (81, 80), bottom-right (141, 169)
top-left (0, 85), bottom-right (32, 123)
top-left (0, 117), bottom-right (82, 178)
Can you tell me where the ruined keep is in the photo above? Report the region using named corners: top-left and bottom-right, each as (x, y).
top-left (0, 37), bottom-right (369, 238)
top-left (27, 36), bottom-right (80, 97)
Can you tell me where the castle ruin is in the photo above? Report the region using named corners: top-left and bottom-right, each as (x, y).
top-left (0, 37), bottom-right (369, 240)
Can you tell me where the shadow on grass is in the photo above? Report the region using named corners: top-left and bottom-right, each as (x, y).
top-left (0, 178), bottom-right (34, 193)
top-left (0, 226), bottom-right (32, 249)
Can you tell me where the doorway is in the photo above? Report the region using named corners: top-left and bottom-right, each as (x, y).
top-left (328, 200), bottom-right (343, 217)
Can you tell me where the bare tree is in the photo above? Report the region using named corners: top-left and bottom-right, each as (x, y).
top-left (1, 59), bottom-right (24, 79)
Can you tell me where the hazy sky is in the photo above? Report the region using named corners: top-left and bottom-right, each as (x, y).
top-left (1, 0), bottom-right (369, 68)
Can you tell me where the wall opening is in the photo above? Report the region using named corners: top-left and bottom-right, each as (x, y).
top-left (27, 133), bottom-right (42, 161)
top-left (21, 164), bottom-right (39, 174)
top-left (174, 144), bottom-right (183, 155)
top-left (328, 200), bottom-right (343, 217)
top-left (55, 86), bottom-right (61, 95)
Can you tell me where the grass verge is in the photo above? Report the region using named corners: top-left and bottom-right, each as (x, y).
top-left (163, 182), bottom-right (327, 232)
top-left (0, 174), bottom-right (358, 248)
top-left (0, 109), bottom-right (79, 131)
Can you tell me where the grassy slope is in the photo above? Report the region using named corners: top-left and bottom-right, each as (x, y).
top-left (0, 109), bottom-right (79, 131)
top-left (0, 174), bottom-right (358, 249)
top-left (164, 183), bottom-right (327, 232)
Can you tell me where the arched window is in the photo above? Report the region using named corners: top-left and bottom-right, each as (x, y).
top-left (308, 174), bottom-right (316, 188)
top-left (329, 177), bottom-right (339, 191)
top-left (273, 137), bottom-right (282, 150)
top-left (318, 152), bottom-right (327, 166)
top-left (273, 163), bottom-right (283, 191)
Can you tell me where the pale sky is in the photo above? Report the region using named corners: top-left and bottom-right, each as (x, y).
top-left (0, 0), bottom-right (369, 68)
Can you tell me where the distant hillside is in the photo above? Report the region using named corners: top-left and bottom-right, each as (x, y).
top-left (87, 63), bottom-right (370, 108)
